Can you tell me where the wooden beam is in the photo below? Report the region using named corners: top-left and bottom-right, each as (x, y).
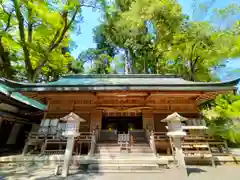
top-left (96, 92), bottom-right (149, 97)
top-left (196, 91), bottom-right (229, 104)
top-left (150, 91), bottom-right (203, 95)
top-left (29, 92), bottom-right (96, 98)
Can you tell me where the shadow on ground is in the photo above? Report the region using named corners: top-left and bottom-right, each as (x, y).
top-left (35, 172), bottom-right (104, 180)
top-left (187, 167), bottom-right (207, 176)
top-left (0, 159), bottom-right (103, 180)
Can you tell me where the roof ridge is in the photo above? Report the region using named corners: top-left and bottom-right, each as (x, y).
top-left (60, 74), bottom-right (181, 79)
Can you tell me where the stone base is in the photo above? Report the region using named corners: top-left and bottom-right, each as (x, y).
top-left (0, 154), bottom-right (239, 166)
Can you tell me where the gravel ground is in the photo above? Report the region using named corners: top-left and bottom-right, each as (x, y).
top-left (0, 164), bottom-right (240, 180)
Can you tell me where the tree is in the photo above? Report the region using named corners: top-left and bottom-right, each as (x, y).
top-left (99, 0), bottom-right (185, 74)
top-left (0, 0), bottom-right (98, 82)
top-left (201, 93), bottom-right (240, 144)
top-left (96, 0), bottom-right (240, 81)
top-left (0, 0), bottom-right (16, 79)
top-left (76, 23), bottom-right (118, 74)
top-left (164, 21), bottom-right (234, 81)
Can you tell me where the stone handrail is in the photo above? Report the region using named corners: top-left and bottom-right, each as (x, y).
top-left (145, 129), bottom-right (156, 156)
top-left (88, 131), bottom-right (96, 156)
top-left (150, 131), bottom-right (157, 155)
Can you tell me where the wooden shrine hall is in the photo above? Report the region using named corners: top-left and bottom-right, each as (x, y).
top-left (0, 74), bottom-right (239, 159)
top-left (0, 82), bottom-right (46, 155)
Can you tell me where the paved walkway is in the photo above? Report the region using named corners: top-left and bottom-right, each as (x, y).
top-left (1, 164), bottom-right (240, 180)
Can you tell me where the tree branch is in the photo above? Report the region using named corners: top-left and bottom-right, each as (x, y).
top-left (4, 11), bottom-right (13, 32)
top-left (27, 5), bottom-right (33, 43)
top-left (0, 3), bottom-right (14, 32)
top-left (33, 6), bottom-right (80, 76)
top-left (192, 56), bottom-right (200, 68)
top-left (31, 5), bottom-right (81, 81)
top-left (48, 29), bottom-right (60, 50)
top-left (49, 6), bottom-right (80, 51)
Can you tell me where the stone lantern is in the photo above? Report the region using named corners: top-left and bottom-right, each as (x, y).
top-left (60, 112), bottom-right (86, 177)
top-left (161, 112), bottom-right (187, 173)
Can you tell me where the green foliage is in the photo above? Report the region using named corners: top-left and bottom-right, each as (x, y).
top-left (90, 0), bottom-right (240, 78)
top-left (0, 0), bottom-right (98, 82)
top-left (202, 93), bottom-right (240, 144)
top-left (1, 0), bottom-right (240, 83)
top-left (77, 23), bottom-right (117, 74)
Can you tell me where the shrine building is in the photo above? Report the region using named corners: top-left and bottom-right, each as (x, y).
top-left (0, 74), bottom-right (239, 156)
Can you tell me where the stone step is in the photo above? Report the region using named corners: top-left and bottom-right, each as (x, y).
top-left (88, 163), bottom-right (163, 171)
top-left (87, 169), bottom-right (166, 173)
top-left (90, 155), bottom-right (167, 164)
top-left (96, 145), bottom-right (150, 149)
top-left (94, 151), bottom-right (156, 158)
top-left (93, 154), bottom-right (154, 158)
top-left (97, 143), bottom-right (149, 146)
top-left (96, 143), bottom-right (151, 150)
top-left (80, 157), bottom-right (168, 164)
top-left (96, 145), bottom-right (151, 150)
top-left (96, 149), bottom-right (153, 153)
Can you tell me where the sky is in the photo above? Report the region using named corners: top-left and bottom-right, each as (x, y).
top-left (70, 0), bottom-right (240, 80)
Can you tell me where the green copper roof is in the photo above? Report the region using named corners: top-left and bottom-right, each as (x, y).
top-left (0, 83), bottom-right (47, 111)
top-left (1, 74), bottom-right (239, 92)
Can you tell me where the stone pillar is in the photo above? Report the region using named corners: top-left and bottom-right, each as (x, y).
top-left (142, 110), bottom-right (154, 130)
top-left (172, 137), bottom-right (185, 167)
top-left (6, 123), bottom-right (22, 145)
top-left (60, 112), bottom-right (85, 177)
top-left (170, 135), bottom-right (187, 177)
top-left (62, 135), bottom-right (76, 177)
top-left (162, 112), bottom-right (188, 177)
top-left (90, 110), bottom-right (102, 131)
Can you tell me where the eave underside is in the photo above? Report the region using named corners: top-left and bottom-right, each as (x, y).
top-left (0, 93), bottom-right (44, 122)
top-left (21, 90), bottom-right (232, 116)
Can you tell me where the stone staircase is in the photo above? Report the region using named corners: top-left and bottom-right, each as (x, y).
top-left (86, 142), bottom-right (169, 172)
top-left (95, 143), bottom-right (153, 154)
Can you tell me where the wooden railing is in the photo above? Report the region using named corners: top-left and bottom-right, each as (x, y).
top-left (153, 131), bottom-right (231, 158)
top-left (76, 132), bottom-right (92, 141)
top-left (154, 132), bottom-right (168, 140)
top-left (22, 131), bottom-right (93, 155)
top-left (99, 129), bottom-right (118, 141)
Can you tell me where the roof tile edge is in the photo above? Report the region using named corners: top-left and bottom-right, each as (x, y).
top-left (60, 74), bottom-right (181, 79)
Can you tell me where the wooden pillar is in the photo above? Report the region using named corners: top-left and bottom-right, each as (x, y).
top-left (90, 110), bottom-right (102, 131)
top-left (0, 117), bottom-right (3, 129)
top-left (142, 110), bottom-right (154, 130)
top-left (30, 124), bottom-right (40, 133)
top-left (6, 122), bottom-right (22, 145)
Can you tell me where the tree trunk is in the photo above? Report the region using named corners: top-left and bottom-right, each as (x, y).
top-left (124, 50), bottom-right (128, 74)
top-left (0, 39), bottom-right (14, 79)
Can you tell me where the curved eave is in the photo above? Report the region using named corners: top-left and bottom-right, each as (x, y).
top-left (0, 83), bottom-right (47, 111)
top-left (0, 77), bottom-right (239, 92)
top-left (10, 85), bottom-right (237, 92)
